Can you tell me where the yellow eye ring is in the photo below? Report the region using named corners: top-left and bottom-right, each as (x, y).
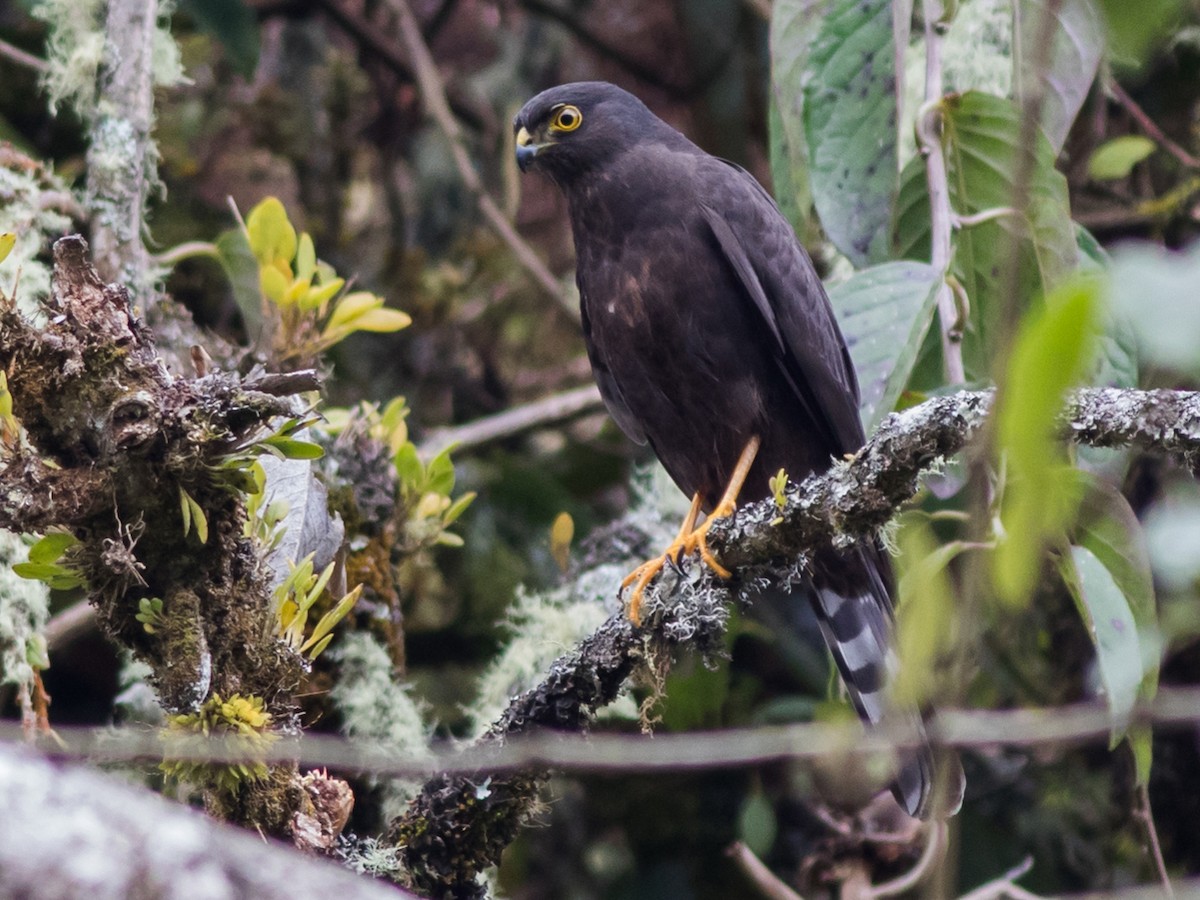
top-left (551, 105), bottom-right (582, 132)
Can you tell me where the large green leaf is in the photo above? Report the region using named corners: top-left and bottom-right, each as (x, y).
top-left (1097, 0), bottom-right (1186, 70)
top-left (993, 275), bottom-right (1098, 606)
top-left (802, 0), bottom-right (898, 266)
top-left (768, 97), bottom-right (810, 239)
top-left (1057, 546), bottom-right (1146, 746)
top-left (827, 262), bottom-right (941, 430)
top-left (769, 0), bottom-right (832, 239)
top-left (1014, 0), bottom-right (1104, 154)
top-left (215, 227), bottom-right (263, 339)
top-left (1107, 240), bottom-right (1200, 378)
top-left (894, 91), bottom-right (1079, 379)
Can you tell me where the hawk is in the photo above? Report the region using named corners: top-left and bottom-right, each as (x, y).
top-left (514, 81), bottom-right (959, 818)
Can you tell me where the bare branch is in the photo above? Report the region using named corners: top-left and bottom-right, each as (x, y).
top-left (726, 841), bottom-right (806, 900)
top-left (386, 0), bottom-right (579, 321)
top-left (0, 37), bottom-right (49, 74)
top-left (918, 1), bottom-right (965, 384)
top-left (86, 0), bottom-right (159, 294)
top-left (419, 384), bottom-right (604, 455)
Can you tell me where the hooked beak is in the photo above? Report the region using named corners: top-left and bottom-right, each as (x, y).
top-left (515, 126), bottom-right (540, 172)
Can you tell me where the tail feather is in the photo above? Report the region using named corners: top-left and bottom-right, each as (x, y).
top-left (809, 544), bottom-right (962, 819)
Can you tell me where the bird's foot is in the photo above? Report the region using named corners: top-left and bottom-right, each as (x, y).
top-left (620, 517), bottom-right (732, 625)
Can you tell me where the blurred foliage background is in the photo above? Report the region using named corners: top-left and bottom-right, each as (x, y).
top-left (3, 0), bottom-right (1200, 896)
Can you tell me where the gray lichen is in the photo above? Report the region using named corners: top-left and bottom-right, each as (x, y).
top-left (330, 631), bottom-right (433, 819)
top-left (0, 532), bottom-right (50, 691)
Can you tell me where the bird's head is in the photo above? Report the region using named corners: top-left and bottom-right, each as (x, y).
top-left (513, 82), bottom-right (667, 184)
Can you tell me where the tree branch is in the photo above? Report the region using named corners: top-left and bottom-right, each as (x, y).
top-left (386, 386), bottom-right (1200, 896)
top-left (86, 0), bottom-right (158, 295)
top-left (418, 384), bottom-right (604, 455)
top-left (386, 0), bottom-right (579, 322)
top-left (918, 1), bottom-right (966, 384)
top-left (0, 743), bottom-right (421, 900)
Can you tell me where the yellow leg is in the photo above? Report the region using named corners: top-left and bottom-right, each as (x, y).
top-left (621, 435), bottom-right (761, 625)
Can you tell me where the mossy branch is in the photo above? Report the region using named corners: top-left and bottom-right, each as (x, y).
top-left (0, 235), bottom-right (337, 844)
top-left (388, 386), bottom-right (1200, 897)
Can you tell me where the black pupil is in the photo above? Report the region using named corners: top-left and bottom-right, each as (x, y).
top-left (559, 110), bottom-right (575, 127)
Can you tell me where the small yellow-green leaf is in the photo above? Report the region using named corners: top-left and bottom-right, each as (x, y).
top-left (259, 265), bottom-right (290, 304)
top-left (295, 232), bottom-right (316, 281)
top-left (344, 307), bottom-right (412, 333)
top-left (394, 442), bottom-right (423, 487)
top-left (425, 444), bottom-right (457, 496)
top-left (305, 633), bottom-right (334, 661)
top-left (380, 396), bottom-right (410, 453)
top-left (0, 232), bottom-right (15, 265)
top-left (550, 511), bottom-right (574, 573)
top-left (325, 291), bottom-right (381, 332)
top-left (180, 487), bottom-right (192, 537)
top-left (282, 276), bottom-right (312, 307)
top-left (1088, 135), bottom-right (1156, 181)
top-left (301, 584), bottom-right (362, 653)
top-left (298, 276), bottom-right (344, 312)
top-left (443, 491), bottom-right (475, 526)
top-left (245, 197), bottom-right (297, 267)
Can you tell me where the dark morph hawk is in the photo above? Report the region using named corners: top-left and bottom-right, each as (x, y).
top-left (514, 81), bottom-right (959, 818)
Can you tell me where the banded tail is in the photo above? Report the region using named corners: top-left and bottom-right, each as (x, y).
top-left (808, 544), bottom-right (964, 819)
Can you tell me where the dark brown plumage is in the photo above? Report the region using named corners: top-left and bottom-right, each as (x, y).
top-left (514, 81), bottom-right (959, 818)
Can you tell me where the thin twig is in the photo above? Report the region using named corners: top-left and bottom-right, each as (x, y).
top-left (1135, 782), bottom-right (1174, 899)
top-left (727, 841), bottom-right (805, 900)
top-left (918, 2), bottom-right (965, 384)
top-left (866, 823), bottom-right (946, 898)
top-left (958, 858), bottom-right (1040, 900)
top-left (1108, 77), bottom-right (1200, 170)
top-left (418, 383), bottom-right (604, 455)
top-left (15, 686), bottom-right (1200, 776)
top-left (386, 0), bottom-right (579, 321)
top-left (0, 37), bottom-right (49, 74)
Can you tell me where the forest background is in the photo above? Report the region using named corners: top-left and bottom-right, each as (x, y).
top-left (2, 0), bottom-right (1200, 898)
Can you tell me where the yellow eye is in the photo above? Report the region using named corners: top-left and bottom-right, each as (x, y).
top-left (551, 105), bottom-right (582, 132)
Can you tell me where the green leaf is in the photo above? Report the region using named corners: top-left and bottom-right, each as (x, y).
top-left (894, 91), bottom-right (1079, 379)
top-left (892, 517), bottom-right (963, 707)
top-left (827, 262), bottom-right (942, 430)
top-left (1096, 0), bottom-right (1185, 70)
top-left (393, 442), bottom-right (424, 487)
top-left (802, 0), bottom-right (898, 266)
top-left (180, 0), bottom-right (260, 77)
top-left (1107, 240), bottom-right (1200, 377)
top-left (27, 531), bottom-right (78, 565)
top-left (425, 444), bottom-right (457, 496)
top-left (295, 233), bottom-right (316, 282)
top-left (259, 436), bottom-right (325, 460)
top-left (769, 0), bottom-right (831, 238)
top-left (215, 228), bottom-right (263, 339)
top-left (1088, 135), bottom-right (1157, 181)
top-left (1014, 0), bottom-right (1104, 154)
top-left (1057, 545), bottom-right (1145, 739)
top-left (245, 197), bottom-right (297, 268)
top-left (993, 275), bottom-right (1099, 605)
top-left (737, 789), bottom-right (778, 858)
top-left (1073, 478), bottom-right (1160, 732)
top-left (443, 491), bottom-right (476, 526)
